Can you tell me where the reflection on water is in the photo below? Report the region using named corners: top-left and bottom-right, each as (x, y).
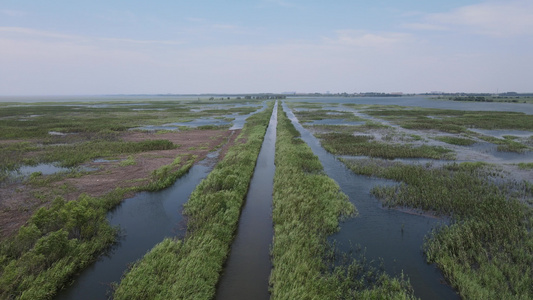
top-left (282, 102), bottom-right (459, 300)
top-left (15, 163), bottom-right (70, 176)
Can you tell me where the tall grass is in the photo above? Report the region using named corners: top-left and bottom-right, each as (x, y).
top-left (113, 102), bottom-right (275, 300)
top-left (342, 158), bottom-right (533, 299)
top-left (270, 108), bottom-right (416, 299)
top-left (0, 190), bottom-right (129, 299)
top-left (143, 155), bottom-right (196, 191)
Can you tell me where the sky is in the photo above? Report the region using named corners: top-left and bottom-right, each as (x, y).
top-left (0, 0), bottom-right (532, 95)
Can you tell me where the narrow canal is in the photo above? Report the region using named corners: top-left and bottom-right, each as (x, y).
top-left (282, 102), bottom-right (459, 300)
top-left (55, 152), bottom-right (220, 300)
top-left (215, 102), bottom-right (277, 300)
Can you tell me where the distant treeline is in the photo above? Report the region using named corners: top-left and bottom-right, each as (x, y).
top-left (208, 95), bottom-right (286, 100)
top-left (450, 96), bottom-right (521, 103)
top-left (297, 92), bottom-right (403, 97)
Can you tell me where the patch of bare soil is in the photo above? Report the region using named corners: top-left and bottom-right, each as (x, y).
top-left (0, 129), bottom-right (240, 239)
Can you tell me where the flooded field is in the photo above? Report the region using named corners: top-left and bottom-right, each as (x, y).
top-left (284, 97), bottom-right (533, 299)
top-left (0, 96), bottom-right (531, 299)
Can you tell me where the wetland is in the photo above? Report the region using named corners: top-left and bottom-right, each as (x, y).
top-left (0, 95), bottom-right (531, 299)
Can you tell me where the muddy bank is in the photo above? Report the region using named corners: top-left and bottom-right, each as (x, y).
top-left (0, 129), bottom-right (238, 239)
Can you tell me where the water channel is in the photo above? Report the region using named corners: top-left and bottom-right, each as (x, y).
top-left (282, 102), bottom-right (460, 299)
top-left (55, 152), bottom-right (220, 300)
top-left (215, 102), bottom-right (277, 300)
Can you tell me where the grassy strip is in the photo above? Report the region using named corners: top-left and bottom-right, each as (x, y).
top-left (342, 159), bottom-right (533, 299)
top-left (0, 156), bottom-right (197, 299)
top-left (517, 162), bottom-right (533, 169)
top-left (113, 102), bottom-right (274, 299)
top-left (44, 139), bottom-right (177, 167)
top-left (318, 132), bottom-right (453, 159)
top-left (434, 136), bottom-right (476, 146)
top-left (270, 108), bottom-right (416, 299)
top-left (294, 110), bottom-right (364, 123)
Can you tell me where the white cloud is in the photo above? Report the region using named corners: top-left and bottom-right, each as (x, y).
top-left (405, 0), bottom-right (533, 37)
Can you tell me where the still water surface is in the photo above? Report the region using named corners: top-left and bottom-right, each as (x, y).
top-left (216, 102), bottom-right (277, 300)
top-left (55, 154), bottom-right (219, 300)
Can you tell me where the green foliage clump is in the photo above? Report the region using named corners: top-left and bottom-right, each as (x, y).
top-left (113, 102), bottom-right (275, 300)
top-left (0, 193), bottom-right (126, 299)
top-left (119, 155), bottom-right (136, 167)
top-left (143, 156), bottom-right (195, 191)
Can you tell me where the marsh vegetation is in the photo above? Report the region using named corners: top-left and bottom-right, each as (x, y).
top-left (271, 108), bottom-right (416, 299)
top-left (289, 99), bottom-right (533, 299)
top-left (1, 96), bottom-right (532, 299)
top-left (0, 98), bottom-right (266, 299)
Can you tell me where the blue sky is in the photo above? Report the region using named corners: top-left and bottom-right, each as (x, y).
top-left (1, 0), bottom-right (532, 95)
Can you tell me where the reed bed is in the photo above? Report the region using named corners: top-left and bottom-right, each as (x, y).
top-left (342, 158), bottom-right (533, 299)
top-left (270, 108), bottom-right (416, 299)
top-left (113, 102), bottom-right (274, 300)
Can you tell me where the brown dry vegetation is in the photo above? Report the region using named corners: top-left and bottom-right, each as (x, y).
top-left (0, 129), bottom-right (238, 239)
